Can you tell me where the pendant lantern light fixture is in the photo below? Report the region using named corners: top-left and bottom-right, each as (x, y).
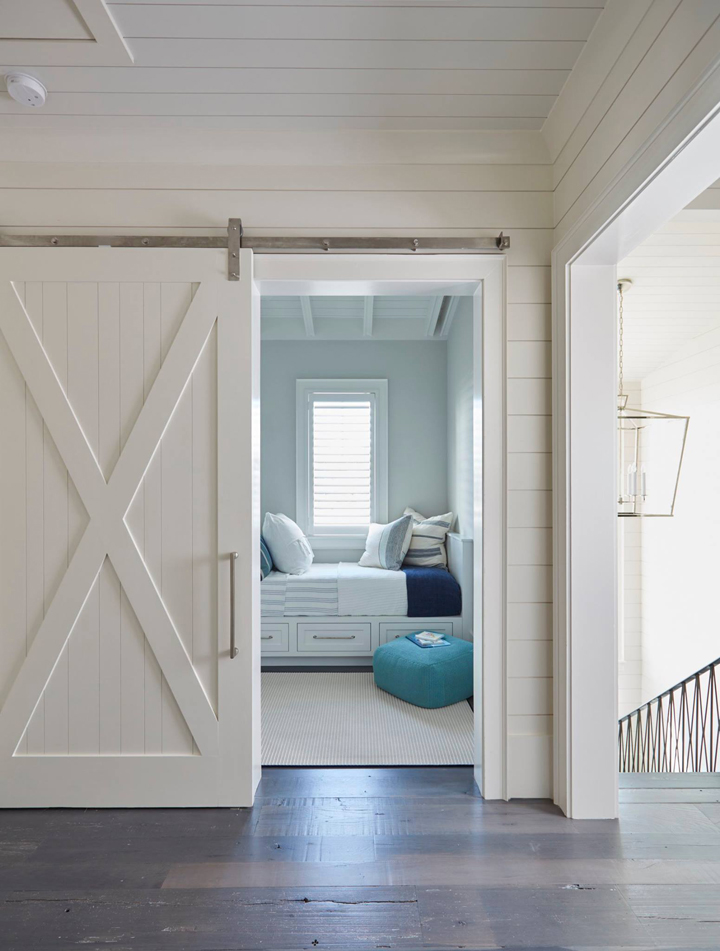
top-left (617, 278), bottom-right (689, 518)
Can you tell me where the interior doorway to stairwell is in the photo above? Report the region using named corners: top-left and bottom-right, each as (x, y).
top-left (615, 195), bottom-right (720, 777)
top-left (555, 106), bottom-right (720, 817)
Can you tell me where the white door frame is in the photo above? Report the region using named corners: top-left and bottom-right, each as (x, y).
top-left (255, 253), bottom-right (507, 799)
top-left (0, 247), bottom-right (261, 807)
top-left (553, 69), bottom-right (720, 818)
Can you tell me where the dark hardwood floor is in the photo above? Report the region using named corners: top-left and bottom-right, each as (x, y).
top-left (2, 769), bottom-right (720, 950)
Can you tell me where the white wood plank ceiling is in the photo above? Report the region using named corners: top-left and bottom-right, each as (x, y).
top-left (618, 203), bottom-right (720, 384)
top-left (261, 294), bottom-right (459, 339)
top-left (0, 0), bottom-right (605, 131)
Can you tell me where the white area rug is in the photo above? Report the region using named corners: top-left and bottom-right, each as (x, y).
top-left (262, 671), bottom-right (473, 766)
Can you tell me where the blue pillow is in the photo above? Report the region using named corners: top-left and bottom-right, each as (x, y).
top-left (260, 536), bottom-right (274, 580)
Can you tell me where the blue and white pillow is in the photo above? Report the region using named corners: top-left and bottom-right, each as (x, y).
top-left (358, 515), bottom-right (413, 571)
top-left (260, 536), bottom-right (274, 580)
top-left (403, 507), bottom-right (454, 568)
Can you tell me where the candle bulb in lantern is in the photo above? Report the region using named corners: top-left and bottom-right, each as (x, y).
top-left (640, 465), bottom-right (647, 499)
top-left (627, 463), bottom-right (637, 498)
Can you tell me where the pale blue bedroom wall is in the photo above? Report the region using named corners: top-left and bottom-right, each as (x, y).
top-left (261, 339), bottom-right (449, 559)
top-left (446, 298), bottom-right (474, 538)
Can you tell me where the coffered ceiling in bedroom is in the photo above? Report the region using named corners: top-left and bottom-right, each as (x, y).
top-left (0, 0), bottom-right (605, 132)
top-left (261, 294), bottom-right (462, 340)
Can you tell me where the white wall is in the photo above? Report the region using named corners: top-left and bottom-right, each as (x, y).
top-left (639, 330), bottom-right (720, 703)
top-left (447, 299), bottom-right (473, 537)
top-left (618, 383), bottom-right (643, 720)
top-left (261, 339), bottom-right (449, 560)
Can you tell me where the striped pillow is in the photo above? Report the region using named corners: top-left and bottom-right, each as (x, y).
top-left (359, 515), bottom-right (414, 571)
top-left (260, 536), bottom-right (274, 580)
top-left (403, 507), bottom-right (454, 568)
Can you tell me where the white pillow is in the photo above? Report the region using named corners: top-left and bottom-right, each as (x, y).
top-left (358, 515), bottom-right (413, 571)
top-left (262, 513), bottom-right (314, 575)
top-left (403, 507), bottom-right (454, 568)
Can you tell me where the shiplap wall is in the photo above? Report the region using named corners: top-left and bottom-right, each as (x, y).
top-left (0, 141), bottom-right (553, 796)
top-left (544, 0), bottom-right (720, 236)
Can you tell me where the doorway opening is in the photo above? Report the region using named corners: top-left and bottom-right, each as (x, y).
top-left (258, 290), bottom-right (475, 767)
top-left (251, 254), bottom-right (506, 798)
top-left (616, 189), bottom-right (720, 778)
top-left (555, 104), bottom-right (720, 818)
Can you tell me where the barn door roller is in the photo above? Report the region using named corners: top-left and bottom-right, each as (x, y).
top-left (0, 219), bottom-right (510, 281)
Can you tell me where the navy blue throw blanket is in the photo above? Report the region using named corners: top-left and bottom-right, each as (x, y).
top-left (402, 566), bottom-right (462, 617)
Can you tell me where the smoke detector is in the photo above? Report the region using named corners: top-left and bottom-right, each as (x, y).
top-left (6, 72), bottom-right (47, 108)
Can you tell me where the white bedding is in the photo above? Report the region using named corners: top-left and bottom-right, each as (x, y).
top-left (337, 561), bottom-right (407, 616)
top-left (261, 562), bottom-right (407, 617)
top-left (261, 564), bottom-right (338, 617)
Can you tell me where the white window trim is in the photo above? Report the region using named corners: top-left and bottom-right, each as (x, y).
top-left (296, 379), bottom-right (388, 550)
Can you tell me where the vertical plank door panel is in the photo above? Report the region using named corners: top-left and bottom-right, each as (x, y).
top-left (141, 282), bottom-right (164, 756)
top-left (119, 283), bottom-right (147, 755)
top-left (98, 283), bottom-right (122, 754)
top-left (67, 283), bottom-right (100, 755)
top-left (0, 291), bottom-right (27, 729)
top-left (23, 283), bottom-right (46, 755)
top-left (160, 283), bottom-right (194, 755)
top-left (192, 323), bottom-right (218, 716)
top-left (42, 281), bottom-right (71, 755)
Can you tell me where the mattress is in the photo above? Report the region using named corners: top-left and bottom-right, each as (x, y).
top-left (261, 563), bottom-right (461, 618)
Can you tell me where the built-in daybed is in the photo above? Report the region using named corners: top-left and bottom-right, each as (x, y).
top-left (261, 533), bottom-right (472, 660)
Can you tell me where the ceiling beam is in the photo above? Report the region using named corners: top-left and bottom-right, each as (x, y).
top-left (363, 297), bottom-right (374, 338)
top-left (438, 297), bottom-right (461, 338)
top-left (300, 297), bottom-right (315, 337)
top-left (425, 296), bottom-right (444, 337)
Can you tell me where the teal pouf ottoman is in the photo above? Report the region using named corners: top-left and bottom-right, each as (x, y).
top-left (373, 633), bottom-right (473, 708)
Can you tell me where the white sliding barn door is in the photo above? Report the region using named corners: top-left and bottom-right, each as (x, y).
top-left (0, 248), bottom-right (261, 807)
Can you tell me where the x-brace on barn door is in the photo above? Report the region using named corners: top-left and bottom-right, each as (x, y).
top-left (0, 248), bottom-right (260, 807)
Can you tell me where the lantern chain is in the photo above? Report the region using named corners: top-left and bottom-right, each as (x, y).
top-left (618, 282), bottom-right (624, 400)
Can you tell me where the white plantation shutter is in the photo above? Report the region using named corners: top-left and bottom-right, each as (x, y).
top-left (312, 398), bottom-right (373, 528)
top-left (296, 380), bottom-right (388, 541)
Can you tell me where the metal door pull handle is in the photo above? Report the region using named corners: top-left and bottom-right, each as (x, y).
top-left (229, 552), bottom-right (238, 658)
top-left (261, 635), bottom-right (274, 640)
top-left (312, 634), bottom-right (356, 640)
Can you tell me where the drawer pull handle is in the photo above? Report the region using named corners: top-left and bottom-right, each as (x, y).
top-left (312, 634), bottom-right (356, 640)
top-left (261, 635), bottom-right (274, 640)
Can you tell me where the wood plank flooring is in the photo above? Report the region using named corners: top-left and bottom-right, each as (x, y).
top-left (2, 769), bottom-right (720, 950)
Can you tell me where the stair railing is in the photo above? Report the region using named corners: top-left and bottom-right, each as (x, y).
top-left (619, 657), bottom-right (720, 772)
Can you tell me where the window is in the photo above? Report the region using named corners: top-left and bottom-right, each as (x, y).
top-left (296, 379), bottom-right (388, 547)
